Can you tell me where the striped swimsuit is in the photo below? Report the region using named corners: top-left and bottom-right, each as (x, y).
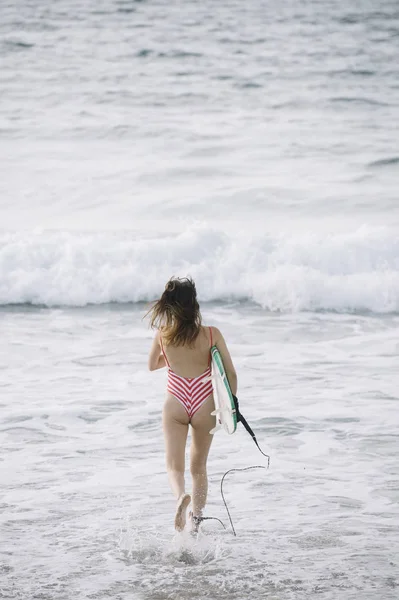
top-left (160, 327), bottom-right (213, 419)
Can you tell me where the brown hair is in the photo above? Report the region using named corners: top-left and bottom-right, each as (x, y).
top-left (146, 277), bottom-right (202, 346)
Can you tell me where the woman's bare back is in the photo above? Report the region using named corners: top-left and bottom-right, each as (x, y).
top-left (162, 325), bottom-right (212, 378)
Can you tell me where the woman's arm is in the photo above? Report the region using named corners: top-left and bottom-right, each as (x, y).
top-left (212, 326), bottom-right (238, 395)
top-left (148, 331), bottom-right (167, 371)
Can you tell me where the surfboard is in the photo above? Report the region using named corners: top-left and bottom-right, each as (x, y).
top-left (210, 345), bottom-right (237, 435)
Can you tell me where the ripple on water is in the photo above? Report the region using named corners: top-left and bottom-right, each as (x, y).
top-left (127, 418), bottom-right (158, 432)
top-left (255, 417), bottom-right (304, 436)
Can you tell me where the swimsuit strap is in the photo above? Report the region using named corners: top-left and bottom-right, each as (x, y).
top-left (159, 333), bottom-right (171, 369)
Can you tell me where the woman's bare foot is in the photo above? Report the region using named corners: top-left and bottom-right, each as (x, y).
top-left (174, 494), bottom-right (191, 531)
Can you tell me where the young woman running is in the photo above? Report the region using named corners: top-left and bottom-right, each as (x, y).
top-left (147, 277), bottom-right (237, 532)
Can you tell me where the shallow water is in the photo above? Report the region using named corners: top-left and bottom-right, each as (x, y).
top-left (1, 304), bottom-right (399, 599)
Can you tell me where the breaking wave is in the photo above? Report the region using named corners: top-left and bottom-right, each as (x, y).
top-left (1, 224), bottom-right (399, 312)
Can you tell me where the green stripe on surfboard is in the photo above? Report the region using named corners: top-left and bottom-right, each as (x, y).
top-left (211, 345), bottom-right (237, 434)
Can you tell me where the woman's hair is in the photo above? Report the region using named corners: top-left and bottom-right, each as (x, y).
top-left (146, 277), bottom-right (202, 346)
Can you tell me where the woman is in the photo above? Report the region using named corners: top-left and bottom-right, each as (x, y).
top-left (147, 277), bottom-right (237, 532)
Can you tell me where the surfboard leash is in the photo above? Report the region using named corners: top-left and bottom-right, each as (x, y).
top-left (220, 395), bottom-right (270, 536)
top-left (233, 394), bottom-right (271, 466)
top-left (193, 515), bottom-right (226, 530)
top-left (220, 465), bottom-right (268, 536)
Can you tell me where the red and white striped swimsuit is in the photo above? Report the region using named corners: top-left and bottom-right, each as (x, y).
top-left (160, 327), bottom-right (213, 419)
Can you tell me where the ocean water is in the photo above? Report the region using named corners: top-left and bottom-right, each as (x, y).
top-left (1, 0), bottom-right (399, 598)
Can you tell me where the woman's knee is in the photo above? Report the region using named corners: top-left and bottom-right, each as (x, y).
top-left (166, 459), bottom-right (185, 475)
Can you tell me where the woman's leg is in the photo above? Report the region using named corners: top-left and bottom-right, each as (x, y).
top-left (189, 395), bottom-right (216, 518)
top-left (162, 394), bottom-right (190, 530)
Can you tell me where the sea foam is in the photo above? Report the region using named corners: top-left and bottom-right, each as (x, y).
top-left (1, 224), bottom-right (398, 312)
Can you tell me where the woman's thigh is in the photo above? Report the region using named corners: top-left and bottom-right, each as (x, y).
top-left (189, 395), bottom-right (216, 468)
top-left (162, 394), bottom-right (190, 471)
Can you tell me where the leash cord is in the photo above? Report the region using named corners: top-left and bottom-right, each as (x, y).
top-left (219, 399), bottom-right (271, 536)
top-left (220, 465), bottom-right (268, 536)
top-left (204, 395), bottom-right (271, 536)
top-left (195, 516), bottom-right (226, 529)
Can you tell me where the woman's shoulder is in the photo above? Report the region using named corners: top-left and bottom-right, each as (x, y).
top-left (204, 325), bottom-right (222, 341)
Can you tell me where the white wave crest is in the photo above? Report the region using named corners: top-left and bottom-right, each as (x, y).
top-left (1, 225), bottom-right (399, 312)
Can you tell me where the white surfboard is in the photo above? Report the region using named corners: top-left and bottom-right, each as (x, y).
top-left (210, 345), bottom-right (237, 435)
